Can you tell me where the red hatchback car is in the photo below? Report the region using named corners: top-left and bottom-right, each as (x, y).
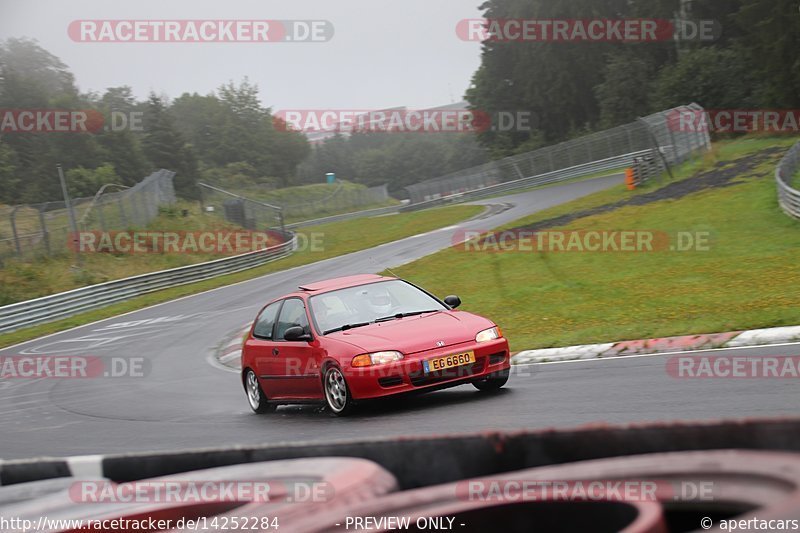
top-left (241, 274), bottom-right (510, 415)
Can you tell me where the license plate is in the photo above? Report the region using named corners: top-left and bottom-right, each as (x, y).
top-left (423, 351), bottom-right (476, 373)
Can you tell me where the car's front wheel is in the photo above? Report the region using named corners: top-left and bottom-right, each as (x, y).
top-left (323, 366), bottom-right (355, 416)
top-left (245, 369), bottom-right (276, 414)
top-left (473, 368), bottom-right (509, 391)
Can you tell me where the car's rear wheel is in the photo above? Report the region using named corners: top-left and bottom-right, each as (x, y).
top-left (245, 369), bottom-right (276, 413)
top-left (324, 366), bottom-right (355, 416)
top-left (473, 368), bottom-right (509, 391)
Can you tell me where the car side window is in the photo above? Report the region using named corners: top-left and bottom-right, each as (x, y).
top-left (253, 301), bottom-right (281, 339)
top-left (275, 298), bottom-right (310, 341)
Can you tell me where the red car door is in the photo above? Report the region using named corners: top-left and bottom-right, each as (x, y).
top-left (269, 298), bottom-right (323, 399)
top-left (245, 300), bottom-right (283, 398)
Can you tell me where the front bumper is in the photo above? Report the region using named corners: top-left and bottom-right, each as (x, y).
top-left (344, 338), bottom-right (510, 400)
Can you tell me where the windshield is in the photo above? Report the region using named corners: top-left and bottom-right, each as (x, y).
top-left (309, 280), bottom-right (446, 334)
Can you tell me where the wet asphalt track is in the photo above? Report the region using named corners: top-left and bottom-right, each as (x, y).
top-left (1, 173), bottom-right (798, 461)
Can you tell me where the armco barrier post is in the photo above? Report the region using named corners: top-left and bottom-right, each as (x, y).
top-left (9, 206), bottom-right (21, 257)
top-left (776, 142), bottom-right (800, 219)
top-left (36, 205), bottom-right (50, 256)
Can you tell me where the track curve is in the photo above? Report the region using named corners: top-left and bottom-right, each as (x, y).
top-left (2, 174), bottom-right (798, 461)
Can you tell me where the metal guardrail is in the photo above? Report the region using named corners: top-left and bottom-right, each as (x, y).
top-left (400, 104), bottom-right (710, 211)
top-left (403, 104), bottom-right (710, 205)
top-left (0, 232), bottom-right (296, 335)
top-left (776, 142), bottom-right (800, 219)
top-left (285, 204), bottom-right (402, 229)
top-left (400, 150), bottom-right (647, 211)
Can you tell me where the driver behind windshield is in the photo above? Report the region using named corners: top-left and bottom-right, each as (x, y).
top-left (363, 287), bottom-right (394, 317)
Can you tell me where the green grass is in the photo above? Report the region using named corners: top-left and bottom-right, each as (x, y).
top-left (390, 136), bottom-right (800, 352)
top-left (0, 204), bottom-right (483, 349)
top-left (491, 140), bottom-right (761, 233)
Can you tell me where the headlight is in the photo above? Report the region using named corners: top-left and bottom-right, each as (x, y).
top-left (475, 326), bottom-right (502, 343)
top-left (351, 351), bottom-right (404, 367)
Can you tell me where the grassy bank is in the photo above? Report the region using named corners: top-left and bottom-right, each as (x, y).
top-left (232, 181), bottom-right (399, 224)
top-left (391, 137), bottom-right (800, 351)
top-left (0, 202), bottom-right (254, 305)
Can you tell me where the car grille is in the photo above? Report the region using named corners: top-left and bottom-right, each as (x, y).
top-left (409, 358), bottom-right (486, 387)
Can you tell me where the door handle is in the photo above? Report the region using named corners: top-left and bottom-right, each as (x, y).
top-left (272, 348), bottom-right (279, 356)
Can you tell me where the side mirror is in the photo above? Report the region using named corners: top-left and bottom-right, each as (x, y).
top-left (444, 295), bottom-right (461, 309)
top-left (284, 326), bottom-right (311, 342)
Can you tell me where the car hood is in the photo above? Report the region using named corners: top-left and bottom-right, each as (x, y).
top-left (328, 310), bottom-right (494, 355)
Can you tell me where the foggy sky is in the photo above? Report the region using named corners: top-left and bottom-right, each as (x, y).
top-left (0, 0), bottom-right (484, 111)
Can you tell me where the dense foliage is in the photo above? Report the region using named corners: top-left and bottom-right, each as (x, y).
top-left (468, 0), bottom-right (799, 156)
top-left (297, 132), bottom-right (489, 196)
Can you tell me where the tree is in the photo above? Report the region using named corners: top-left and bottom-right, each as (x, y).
top-left (0, 38), bottom-right (103, 203)
top-left (652, 47), bottom-right (758, 110)
top-left (732, 0), bottom-right (800, 107)
top-left (0, 38), bottom-right (78, 107)
top-left (170, 80), bottom-right (311, 187)
top-left (462, 0), bottom-right (778, 155)
top-left (141, 94), bottom-right (198, 198)
top-left (65, 163), bottom-right (119, 198)
top-left (595, 52), bottom-right (655, 127)
top-left (466, 0), bottom-right (632, 155)
top-left (92, 87), bottom-right (149, 185)
top-left (170, 92), bottom-right (225, 162)
top-left (0, 139), bottom-right (18, 203)
top-left (268, 123), bottom-right (311, 188)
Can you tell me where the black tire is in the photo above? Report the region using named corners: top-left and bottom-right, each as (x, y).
top-left (244, 369), bottom-right (276, 414)
top-left (473, 368), bottom-right (510, 391)
top-left (323, 366), bottom-right (356, 416)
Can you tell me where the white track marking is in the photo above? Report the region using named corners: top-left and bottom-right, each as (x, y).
top-left (206, 351), bottom-right (239, 374)
top-left (513, 341), bottom-right (800, 367)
